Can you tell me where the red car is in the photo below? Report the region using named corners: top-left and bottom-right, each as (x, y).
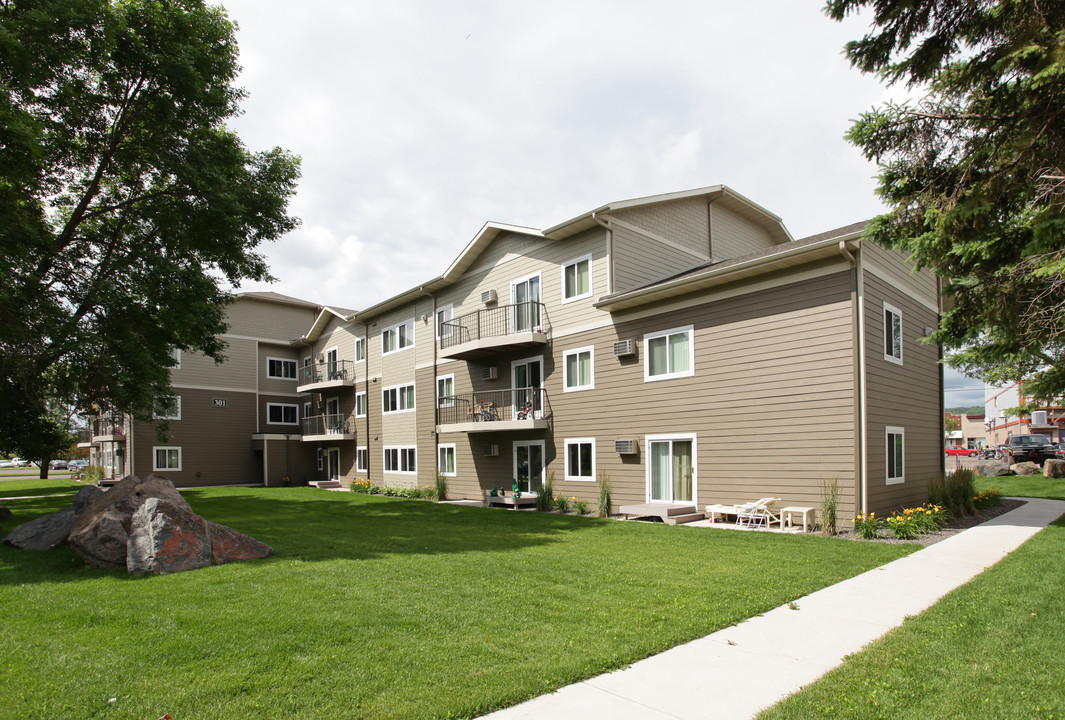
top-left (945, 446), bottom-right (978, 457)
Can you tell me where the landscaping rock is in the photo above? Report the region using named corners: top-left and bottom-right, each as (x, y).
top-left (1, 507), bottom-right (76, 550)
top-left (1044, 459), bottom-right (1065, 478)
top-left (72, 484), bottom-right (105, 514)
top-left (0, 505), bottom-right (13, 522)
top-left (207, 521), bottom-right (273, 566)
top-left (975, 461), bottom-right (1013, 477)
top-left (127, 498), bottom-right (213, 576)
top-left (1010, 461), bottom-right (1042, 476)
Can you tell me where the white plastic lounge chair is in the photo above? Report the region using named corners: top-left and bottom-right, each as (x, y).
top-left (735, 497), bottom-right (782, 529)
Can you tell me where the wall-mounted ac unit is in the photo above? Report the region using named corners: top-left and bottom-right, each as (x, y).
top-left (1032, 410), bottom-right (1048, 426)
top-left (483, 444), bottom-right (499, 457)
top-left (482, 366), bottom-right (498, 380)
top-left (481, 289), bottom-right (498, 305)
top-left (615, 439), bottom-right (637, 454)
top-left (613, 339), bottom-right (635, 357)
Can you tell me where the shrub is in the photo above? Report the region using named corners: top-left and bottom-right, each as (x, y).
top-left (536, 471), bottom-right (555, 511)
top-left (854, 512), bottom-right (882, 539)
top-left (350, 479), bottom-right (377, 494)
top-left (819, 477), bottom-right (839, 536)
top-left (434, 474), bottom-right (448, 502)
top-left (574, 498), bottom-right (589, 515)
top-left (974, 488), bottom-right (1001, 511)
top-left (597, 471), bottom-right (613, 518)
top-left (553, 495), bottom-right (571, 514)
top-left (930, 470), bottom-right (978, 517)
top-left (886, 513), bottom-right (920, 540)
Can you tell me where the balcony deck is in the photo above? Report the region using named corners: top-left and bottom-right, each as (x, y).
top-left (436, 388), bottom-right (550, 434)
top-left (301, 414), bottom-right (356, 442)
top-left (297, 360), bottom-right (357, 393)
top-left (439, 302), bottom-right (549, 360)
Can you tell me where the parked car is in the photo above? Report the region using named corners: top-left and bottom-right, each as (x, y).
top-left (10, 457), bottom-right (30, 467)
top-left (945, 446), bottom-right (978, 457)
top-left (1054, 443), bottom-right (1065, 459)
top-left (49, 459), bottom-right (68, 470)
top-left (67, 459), bottom-right (89, 469)
top-left (1003, 434), bottom-right (1056, 466)
top-left (0, 459), bottom-right (13, 468)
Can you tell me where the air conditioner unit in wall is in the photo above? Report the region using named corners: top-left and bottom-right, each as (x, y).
top-left (615, 439), bottom-right (637, 454)
top-left (483, 444), bottom-right (499, 457)
top-left (482, 366), bottom-right (498, 380)
top-left (481, 289), bottom-right (498, 305)
top-left (613, 339), bottom-right (635, 357)
top-left (1033, 410), bottom-right (1048, 426)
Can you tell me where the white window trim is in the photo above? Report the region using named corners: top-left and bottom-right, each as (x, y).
top-left (564, 437), bottom-right (596, 482)
top-left (435, 304), bottom-right (454, 340)
top-left (302, 355), bottom-right (312, 368)
top-left (317, 448), bottom-right (324, 471)
top-left (355, 391), bottom-right (367, 418)
top-left (436, 374), bottom-right (455, 408)
top-left (437, 443), bottom-right (457, 477)
top-left (356, 446), bottom-right (368, 473)
top-left (324, 346), bottom-right (339, 364)
top-left (153, 446), bottom-right (182, 472)
top-left (562, 346), bottom-right (595, 392)
top-left (382, 382), bottom-right (416, 414)
top-left (509, 272), bottom-right (544, 332)
top-left (383, 445), bottom-right (417, 475)
top-left (266, 356), bottom-right (298, 380)
top-left (561, 253), bottom-right (593, 303)
top-left (886, 426), bottom-right (905, 485)
top-left (171, 348), bottom-right (181, 369)
top-left (266, 402), bottom-right (300, 426)
top-left (153, 395), bottom-right (181, 421)
top-left (303, 400), bottom-right (312, 419)
top-left (645, 433), bottom-right (698, 504)
top-left (643, 325), bottom-right (695, 382)
top-left (354, 337), bottom-right (366, 363)
top-left (883, 301), bottom-right (903, 365)
top-left (382, 319), bottom-right (415, 355)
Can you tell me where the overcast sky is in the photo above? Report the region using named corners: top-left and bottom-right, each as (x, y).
top-left (217, 0), bottom-right (986, 408)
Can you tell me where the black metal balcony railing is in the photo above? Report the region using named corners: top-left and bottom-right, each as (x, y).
top-left (301, 413), bottom-right (355, 437)
top-left (299, 360), bottom-right (356, 385)
top-left (93, 413), bottom-right (126, 437)
top-left (77, 429), bottom-right (93, 444)
top-left (440, 302), bottom-right (549, 350)
top-left (437, 387), bottom-right (550, 425)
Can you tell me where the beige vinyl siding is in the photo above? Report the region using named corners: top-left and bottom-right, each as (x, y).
top-left (862, 238), bottom-right (939, 306)
top-left (173, 338), bottom-right (258, 390)
top-left (311, 316), bottom-right (363, 367)
top-left (614, 197), bottom-right (711, 256)
top-left (711, 202), bottom-right (781, 260)
top-left (258, 344), bottom-right (303, 396)
top-left (862, 270), bottom-right (941, 513)
top-left (612, 223), bottom-right (705, 295)
top-left (226, 298), bottom-right (318, 341)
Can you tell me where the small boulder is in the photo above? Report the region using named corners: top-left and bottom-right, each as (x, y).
top-left (2, 508), bottom-right (76, 550)
top-left (127, 498), bottom-right (213, 576)
top-left (207, 521), bottom-right (273, 565)
top-left (975, 461), bottom-right (1013, 477)
top-left (0, 505), bottom-right (13, 522)
top-left (1010, 461), bottom-right (1042, 476)
top-left (1044, 459), bottom-right (1065, 478)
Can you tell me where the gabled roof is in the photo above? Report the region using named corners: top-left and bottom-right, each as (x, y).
top-left (234, 290), bottom-right (321, 309)
top-left (296, 306), bottom-right (359, 345)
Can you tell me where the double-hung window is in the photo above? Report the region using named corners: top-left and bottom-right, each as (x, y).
top-left (563, 346), bottom-right (594, 391)
top-left (437, 444), bottom-right (456, 476)
top-left (382, 383), bottom-right (415, 413)
top-left (436, 375), bottom-right (454, 407)
top-left (153, 447), bottom-right (181, 471)
top-left (354, 337), bottom-right (366, 362)
top-left (644, 325), bottom-right (694, 381)
top-left (884, 302), bottom-right (903, 365)
top-left (267, 357), bottom-right (297, 379)
top-left (356, 447), bottom-right (368, 473)
top-left (562, 255), bottom-right (592, 302)
top-left (886, 427), bottom-right (905, 484)
top-left (355, 391), bottom-right (368, 418)
top-left (267, 403), bottom-right (299, 425)
top-left (384, 446), bottom-right (416, 474)
top-left (382, 320), bottom-right (414, 354)
top-left (565, 438), bottom-right (595, 481)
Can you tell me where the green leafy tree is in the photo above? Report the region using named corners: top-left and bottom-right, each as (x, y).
top-left (825, 0), bottom-right (1065, 403)
top-left (0, 0), bottom-right (300, 473)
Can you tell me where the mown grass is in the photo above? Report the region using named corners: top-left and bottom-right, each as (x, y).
top-left (0, 485), bottom-right (915, 720)
top-left (759, 474), bottom-right (1065, 719)
top-left (0, 475), bottom-right (83, 499)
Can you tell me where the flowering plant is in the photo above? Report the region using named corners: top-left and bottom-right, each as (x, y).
top-left (854, 512), bottom-right (882, 539)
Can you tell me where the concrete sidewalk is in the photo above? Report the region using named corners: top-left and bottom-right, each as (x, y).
top-left (482, 497), bottom-right (1065, 720)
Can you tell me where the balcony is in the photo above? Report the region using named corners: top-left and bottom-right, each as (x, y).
top-left (301, 413), bottom-right (356, 442)
top-left (76, 428), bottom-right (94, 448)
top-left (439, 302), bottom-right (549, 360)
top-left (436, 387), bottom-right (550, 434)
top-left (297, 360), bottom-right (357, 393)
top-left (92, 414), bottom-right (126, 443)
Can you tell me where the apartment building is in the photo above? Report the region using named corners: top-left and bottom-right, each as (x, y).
top-left (81, 292), bottom-right (323, 487)
top-left (294, 185), bottom-right (942, 519)
top-left (985, 382), bottom-right (1065, 446)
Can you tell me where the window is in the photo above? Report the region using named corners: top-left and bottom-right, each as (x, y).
top-left (887, 426), bottom-right (905, 484)
top-left (153, 395), bottom-right (181, 420)
top-left (647, 434), bottom-right (695, 502)
top-left (563, 346), bottom-right (594, 391)
top-left (383, 446), bottom-right (416, 474)
top-left (382, 383), bottom-right (415, 413)
top-left (267, 403), bottom-right (299, 425)
top-left (884, 302), bottom-right (903, 365)
top-left (354, 337), bottom-right (366, 362)
top-left (355, 391), bottom-right (367, 418)
top-left (436, 374), bottom-right (454, 408)
top-left (382, 319), bottom-right (415, 354)
top-left (437, 444), bottom-right (456, 476)
top-left (562, 255), bottom-right (592, 302)
top-left (565, 438), bottom-right (595, 481)
top-left (267, 357), bottom-right (297, 379)
top-left (317, 448), bottom-right (323, 471)
top-left (170, 348), bottom-right (182, 369)
top-left (356, 447), bottom-right (368, 472)
top-left (436, 304), bottom-right (454, 339)
top-left (153, 446), bottom-right (181, 471)
top-left (303, 401), bottom-right (312, 419)
top-left (644, 326), bottom-right (694, 381)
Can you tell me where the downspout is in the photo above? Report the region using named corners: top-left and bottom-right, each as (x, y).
top-left (707, 196), bottom-right (720, 262)
top-left (420, 285), bottom-right (438, 486)
top-left (841, 239), bottom-right (868, 515)
top-left (592, 212), bottom-right (613, 293)
top-left (939, 277), bottom-right (946, 480)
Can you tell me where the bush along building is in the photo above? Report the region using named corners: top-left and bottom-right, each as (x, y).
top-left (83, 185), bottom-right (943, 520)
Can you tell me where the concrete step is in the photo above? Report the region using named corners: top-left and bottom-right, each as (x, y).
top-left (665, 512), bottom-right (706, 526)
top-left (311, 480), bottom-right (342, 489)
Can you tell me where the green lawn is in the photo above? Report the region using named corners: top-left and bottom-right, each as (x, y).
top-left (759, 475), bottom-right (1065, 719)
top-left (1, 485), bottom-right (915, 720)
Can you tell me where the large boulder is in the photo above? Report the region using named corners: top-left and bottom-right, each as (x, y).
top-left (208, 521), bottom-right (273, 566)
top-left (68, 474), bottom-right (190, 569)
top-left (1010, 461), bottom-right (1042, 476)
top-left (72, 484), bottom-right (105, 514)
top-left (1044, 459), bottom-right (1065, 478)
top-left (127, 498), bottom-right (213, 576)
top-left (975, 461), bottom-right (1013, 477)
top-left (2, 508), bottom-right (76, 550)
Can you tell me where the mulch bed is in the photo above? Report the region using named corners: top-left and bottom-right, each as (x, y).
top-left (833, 498), bottom-right (1027, 547)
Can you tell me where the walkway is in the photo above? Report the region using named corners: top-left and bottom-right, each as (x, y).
top-left (482, 497), bottom-right (1065, 720)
